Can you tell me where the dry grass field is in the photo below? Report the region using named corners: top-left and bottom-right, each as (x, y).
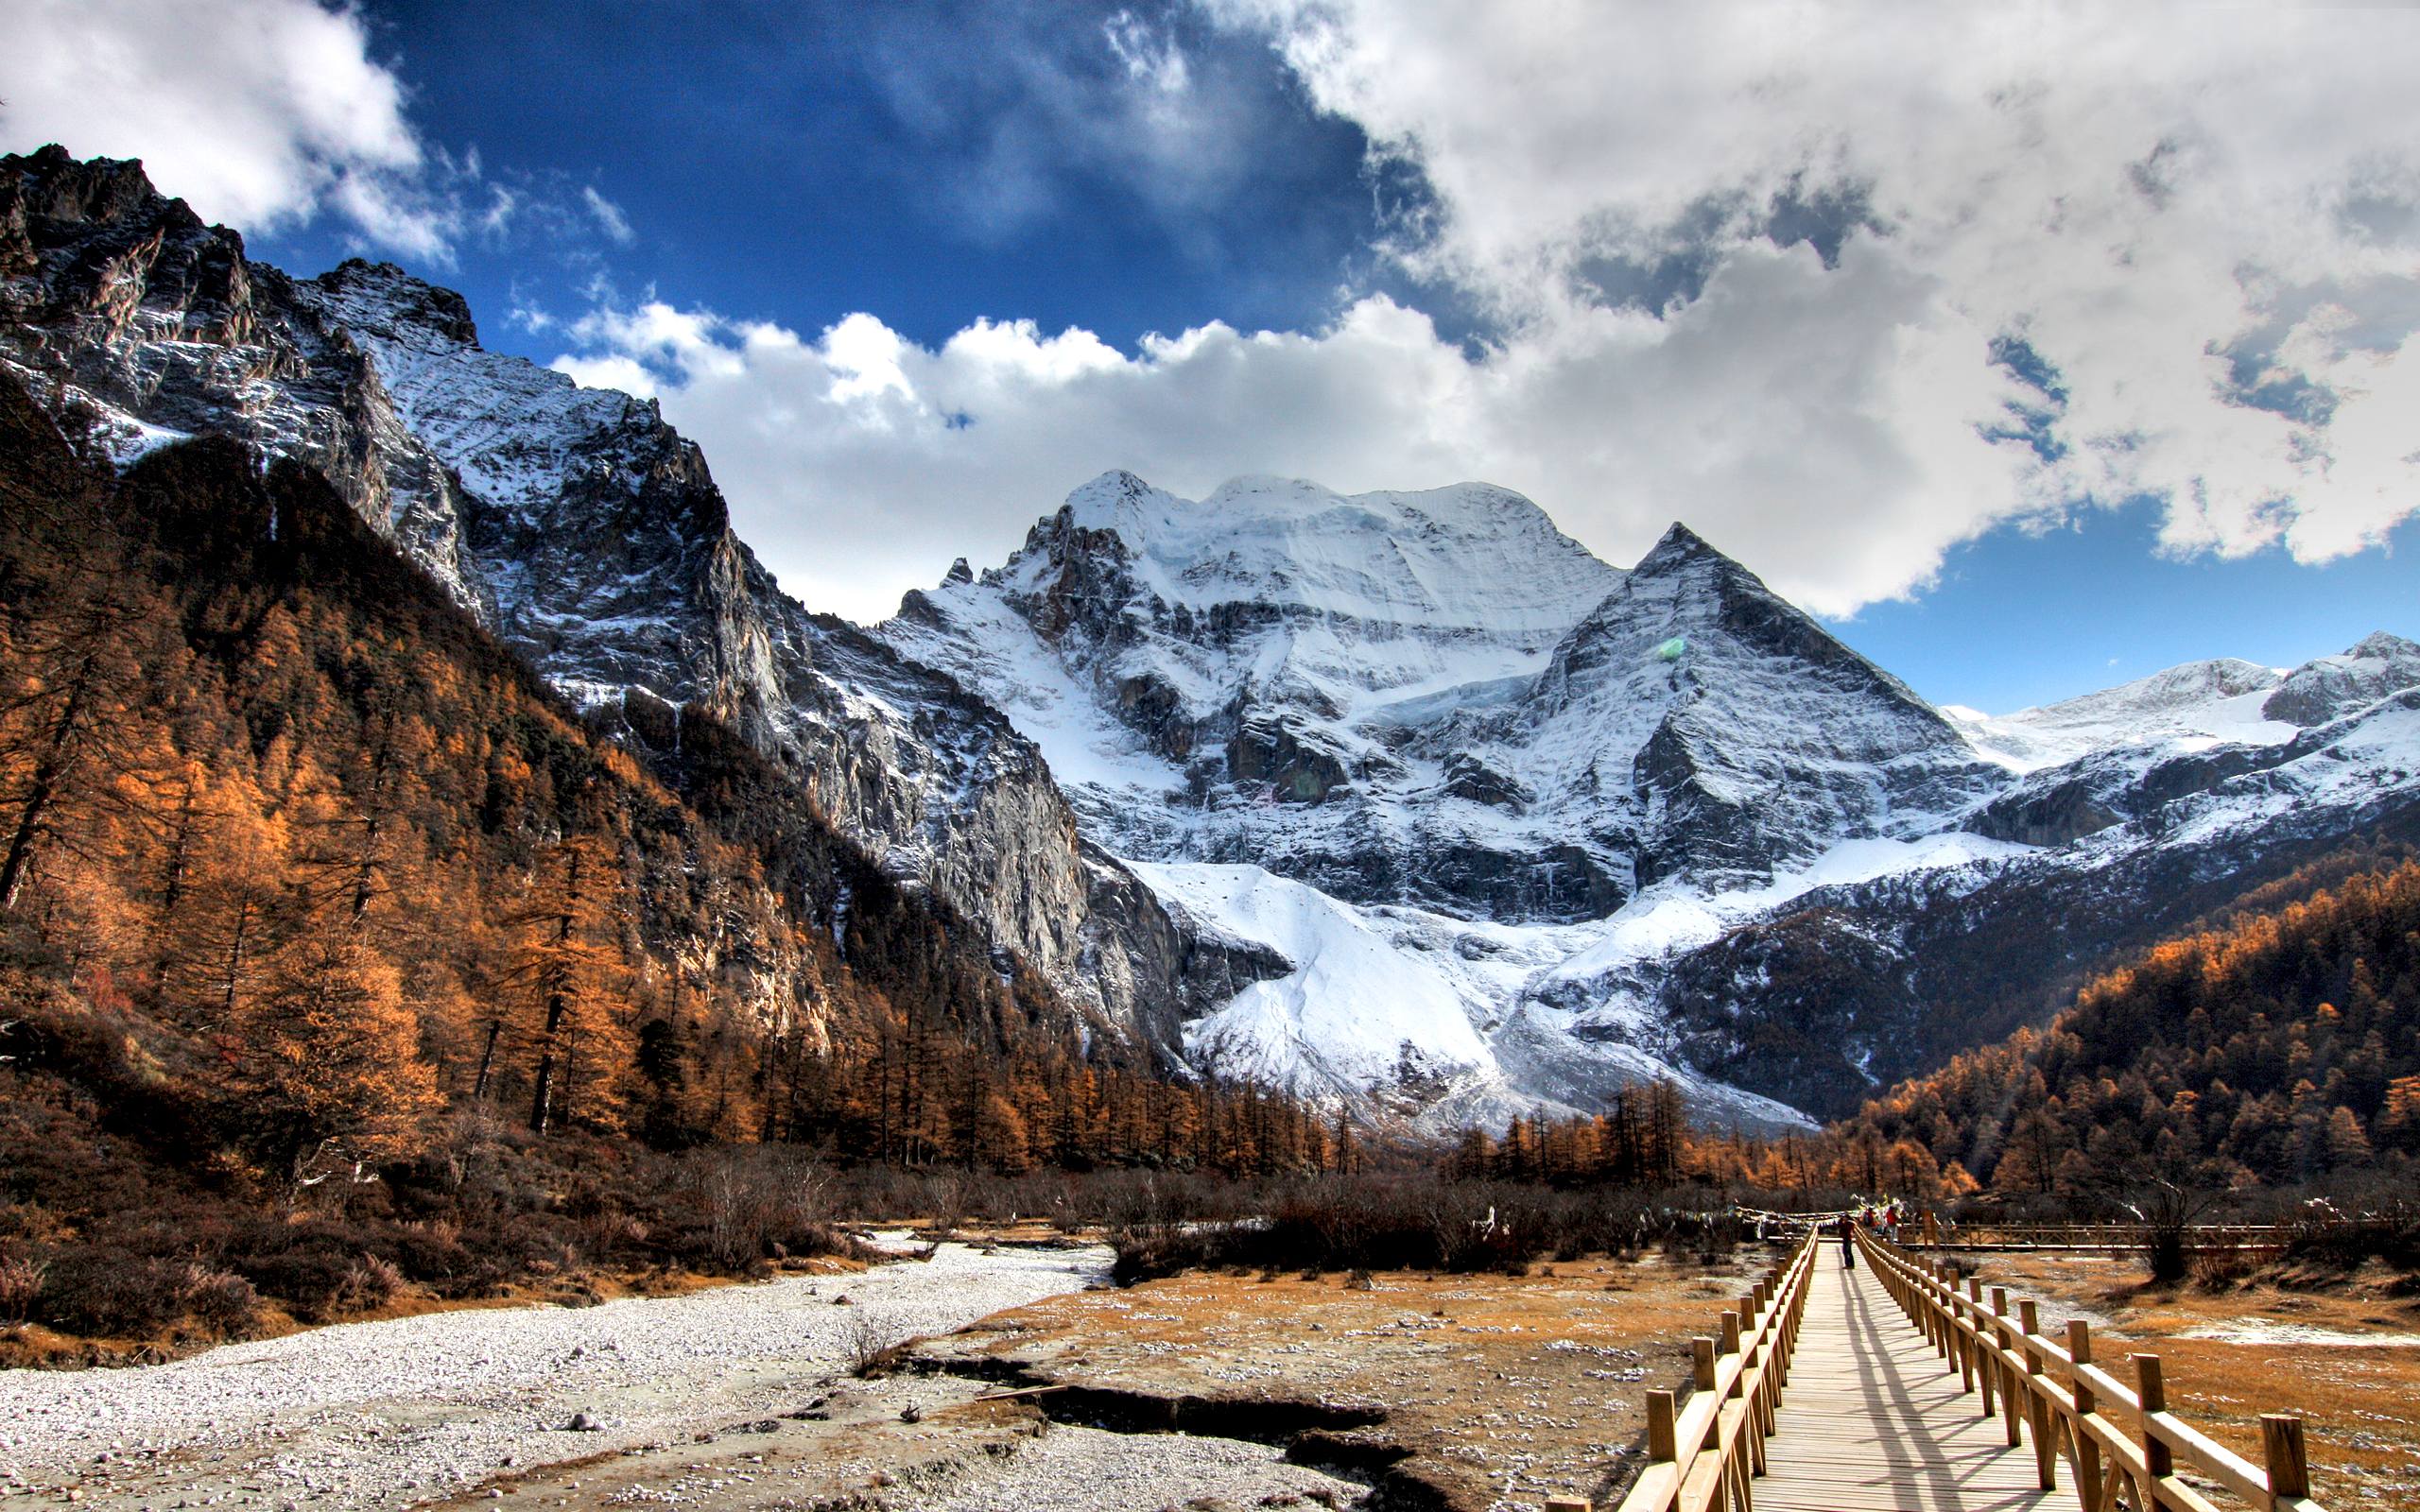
top-left (917, 1243), bottom-right (1779, 1512)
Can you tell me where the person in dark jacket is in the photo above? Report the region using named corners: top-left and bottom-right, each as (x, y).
top-left (1840, 1216), bottom-right (1856, 1269)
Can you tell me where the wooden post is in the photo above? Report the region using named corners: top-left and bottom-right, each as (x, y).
top-left (1955, 1280), bottom-right (1976, 1393)
top-left (2261, 1414), bottom-right (2310, 1499)
top-left (1694, 1336), bottom-right (1719, 1391)
top-left (1926, 1262), bottom-right (1949, 1356)
top-left (1970, 1279), bottom-right (1996, 1418)
top-left (1544, 1500), bottom-right (1592, 1512)
top-left (2136, 1352), bottom-right (2173, 1506)
top-left (1648, 1388), bottom-right (1678, 1464)
top-left (1736, 1304), bottom-right (1772, 1476)
top-left (2019, 1298), bottom-right (2055, 1489)
top-left (1992, 1287), bottom-right (2021, 1446)
top-left (2069, 1319), bottom-right (2102, 1512)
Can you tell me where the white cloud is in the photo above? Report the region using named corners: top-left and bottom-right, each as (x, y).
top-left (552, 234), bottom-right (2037, 623)
top-left (1203, 0), bottom-right (2420, 573)
top-left (549, 3), bottom-right (2420, 627)
top-left (4, 0), bottom-right (458, 258)
top-left (580, 185), bottom-right (634, 245)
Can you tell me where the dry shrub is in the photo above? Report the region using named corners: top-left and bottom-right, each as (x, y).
top-left (0, 1256), bottom-right (46, 1322)
top-left (339, 1253), bottom-right (404, 1313)
top-left (842, 1309), bottom-right (907, 1376)
top-left (2190, 1247), bottom-right (2255, 1292)
top-left (687, 1146), bottom-right (839, 1270)
top-left (36, 1250), bottom-right (188, 1336)
top-left (175, 1264), bottom-right (261, 1335)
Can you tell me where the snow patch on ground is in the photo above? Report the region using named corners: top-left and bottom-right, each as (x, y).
top-left (1137, 860), bottom-right (1504, 1093)
top-left (2177, 1319), bottom-right (2420, 1347)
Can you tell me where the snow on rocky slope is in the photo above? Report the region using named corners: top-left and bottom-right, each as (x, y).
top-left (886, 483), bottom-right (2000, 921)
top-left (885, 465), bottom-right (2420, 1125)
top-left (8, 146), bottom-right (2419, 1129)
top-left (1945, 658), bottom-right (2293, 773)
top-left (883, 471), bottom-right (1626, 912)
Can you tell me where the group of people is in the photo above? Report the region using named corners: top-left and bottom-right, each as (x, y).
top-left (1744, 1199), bottom-right (1919, 1271)
top-left (1835, 1201), bottom-right (1909, 1268)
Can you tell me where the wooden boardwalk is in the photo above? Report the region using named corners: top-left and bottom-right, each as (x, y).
top-left (1755, 1256), bottom-right (2063, 1512)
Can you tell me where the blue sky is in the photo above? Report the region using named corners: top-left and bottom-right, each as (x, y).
top-left (9, 0), bottom-right (2417, 714)
top-left (271, 1), bottom-right (1400, 355)
top-left (1842, 508), bottom-right (2416, 712)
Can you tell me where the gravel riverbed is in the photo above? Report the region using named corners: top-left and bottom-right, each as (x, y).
top-left (899, 1425), bottom-right (1358, 1512)
top-left (0, 1236), bottom-right (1114, 1509)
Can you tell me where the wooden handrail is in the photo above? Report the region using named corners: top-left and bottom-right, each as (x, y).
top-left (1614, 1228), bottom-right (1821, 1512)
top-left (1855, 1228), bottom-right (2331, 1512)
top-left (1910, 1221), bottom-right (2302, 1254)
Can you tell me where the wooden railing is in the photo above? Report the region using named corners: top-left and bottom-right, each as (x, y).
top-left (1912, 1222), bottom-right (2294, 1254)
top-left (1856, 1228), bottom-right (2326, 1512)
top-left (1612, 1228), bottom-right (1820, 1512)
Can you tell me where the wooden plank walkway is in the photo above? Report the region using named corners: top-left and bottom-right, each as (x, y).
top-left (1755, 1255), bottom-right (2064, 1511)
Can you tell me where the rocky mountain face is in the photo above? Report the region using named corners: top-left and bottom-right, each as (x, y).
top-left (884, 479), bottom-right (1997, 920)
top-left (2263, 632), bottom-right (2420, 727)
top-left (1652, 687), bottom-right (2420, 1116)
top-left (1515, 523), bottom-right (2000, 891)
top-left (885, 475), bottom-right (2420, 1125)
top-left (0, 145), bottom-right (1261, 1066)
top-left (8, 145), bottom-right (2419, 1130)
top-left (885, 471), bottom-right (1625, 916)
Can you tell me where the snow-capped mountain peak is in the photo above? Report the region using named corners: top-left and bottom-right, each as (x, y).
top-left (1015, 470), bottom-right (1618, 634)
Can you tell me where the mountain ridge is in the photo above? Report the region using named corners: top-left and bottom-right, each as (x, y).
top-left (8, 144), bottom-right (2420, 1131)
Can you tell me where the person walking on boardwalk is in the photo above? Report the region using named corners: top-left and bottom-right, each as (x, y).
top-left (1839, 1215), bottom-right (1856, 1269)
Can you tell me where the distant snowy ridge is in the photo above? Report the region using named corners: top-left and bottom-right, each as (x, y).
top-left (1945, 658), bottom-right (2292, 772)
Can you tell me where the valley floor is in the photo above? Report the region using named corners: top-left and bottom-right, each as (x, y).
top-left (915, 1245), bottom-right (1765, 1512)
top-left (1, 1231), bottom-right (1777, 1512)
top-left (32, 1236), bottom-right (2403, 1512)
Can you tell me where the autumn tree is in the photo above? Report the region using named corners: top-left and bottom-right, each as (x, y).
top-left (241, 930), bottom-right (441, 1179)
top-left (510, 837), bottom-right (635, 1134)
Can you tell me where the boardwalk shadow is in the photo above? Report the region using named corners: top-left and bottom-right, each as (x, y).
top-left (1820, 1268), bottom-right (2056, 1511)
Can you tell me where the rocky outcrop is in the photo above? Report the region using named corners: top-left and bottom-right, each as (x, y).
top-left (1530, 524), bottom-right (2001, 887)
top-left (2263, 632), bottom-right (2420, 727)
